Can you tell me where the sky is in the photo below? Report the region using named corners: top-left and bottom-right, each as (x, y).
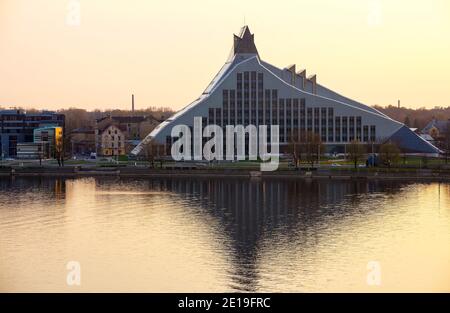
top-left (0, 0), bottom-right (449, 111)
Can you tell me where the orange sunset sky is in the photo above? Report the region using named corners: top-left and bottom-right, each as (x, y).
top-left (0, 0), bottom-right (449, 111)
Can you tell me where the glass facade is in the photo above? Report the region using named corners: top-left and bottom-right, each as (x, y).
top-left (204, 71), bottom-right (376, 146)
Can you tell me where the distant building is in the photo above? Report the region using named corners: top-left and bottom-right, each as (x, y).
top-left (96, 115), bottom-right (160, 141)
top-left (16, 142), bottom-right (49, 159)
top-left (70, 127), bottom-right (95, 156)
top-left (16, 126), bottom-right (63, 159)
top-left (0, 109), bottom-right (65, 158)
top-left (419, 133), bottom-right (436, 146)
top-left (95, 115), bottom-right (160, 155)
top-left (421, 118), bottom-right (450, 140)
top-left (35, 126), bottom-right (63, 154)
top-left (95, 122), bottom-right (126, 156)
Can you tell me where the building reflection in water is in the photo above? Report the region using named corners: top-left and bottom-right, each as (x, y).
top-left (116, 177), bottom-right (409, 292)
top-left (0, 176), bottom-right (66, 201)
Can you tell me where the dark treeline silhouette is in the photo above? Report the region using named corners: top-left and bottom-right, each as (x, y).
top-left (374, 105), bottom-right (450, 129)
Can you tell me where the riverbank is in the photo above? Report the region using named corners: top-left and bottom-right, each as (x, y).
top-left (2, 166), bottom-right (450, 181)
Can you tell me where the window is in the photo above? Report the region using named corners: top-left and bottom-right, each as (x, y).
top-left (335, 117), bottom-right (341, 142)
top-left (257, 73), bottom-right (264, 125)
top-left (251, 71), bottom-right (256, 107)
top-left (216, 108), bottom-right (222, 126)
top-left (307, 108), bottom-right (312, 131)
top-left (279, 99), bottom-right (285, 127)
top-left (356, 117), bottom-right (362, 141)
top-left (342, 117), bottom-right (348, 142)
top-left (363, 125), bottom-right (369, 142)
top-left (320, 107), bottom-right (327, 141)
top-left (349, 117), bottom-right (355, 141)
top-left (370, 125), bottom-right (376, 142)
top-left (237, 73), bottom-right (242, 111)
top-left (258, 73), bottom-right (264, 88)
top-left (293, 100), bottom-right (299, 127)
top-left (230, 90), bottom-right (235, 125)
top-left (244, 72), bottom-right (250, 113)
top-left (265, 89), bottom-right (271, 124)
top-left (223, 90), bottom-right (229, 125)
top-left (272, 90), bottom-right (278, 124)
top-left (286, 99), bottom-right (292, 131)
top-left (208, 108), bottom-right (214, 124)
top-left (300, 99), bottom-right (306, 130)
top-left (314, 108), bottom-right (320, 135)
top-left (328, 108), bottom-right (334, 142)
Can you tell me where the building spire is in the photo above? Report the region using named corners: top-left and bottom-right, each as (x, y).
top-left (233, 25), bottom-right (259, 56)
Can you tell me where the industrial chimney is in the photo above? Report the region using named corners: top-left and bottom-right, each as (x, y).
top-left (132, 94), bottom-right (135, 114)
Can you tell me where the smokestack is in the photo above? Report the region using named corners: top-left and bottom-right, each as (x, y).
top-left (132, 94), bottom-right (135, 114)
top-left (398, 99), bottom-right (400, 108)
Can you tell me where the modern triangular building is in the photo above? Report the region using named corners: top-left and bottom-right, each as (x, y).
top-left (132, 26), bottom-right (440, 156)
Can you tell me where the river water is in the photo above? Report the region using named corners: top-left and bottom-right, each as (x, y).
top-left (0, 176), bottom-right (449, 292)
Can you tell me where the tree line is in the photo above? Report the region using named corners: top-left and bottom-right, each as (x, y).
top-left (374, 105), bottom-right (450, 129)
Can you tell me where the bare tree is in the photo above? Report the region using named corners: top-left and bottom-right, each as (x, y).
top-left (52, 133), bottom-right (64, 167)
top-left (299, 131), bottom-right (323, 169)
top-left (444, 120), bottom-right (450, 164)
top-left (144, 141), bottom-right (166, 168)
top-left (347, 140), bottom-right (366, 169)
top-left (286, 129), bottom-right (301, 169)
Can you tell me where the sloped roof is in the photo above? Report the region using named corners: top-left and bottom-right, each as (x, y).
top-left (71, 127), bottom-right (95, 134)
top-left (98, 121), bottom-right (127, 133)
top-left (422, 119), bottom-right (449, 134)
top-left (388, 125), bottom-right (441, 153)
top-left (96, 115), bottom-right (159, 124)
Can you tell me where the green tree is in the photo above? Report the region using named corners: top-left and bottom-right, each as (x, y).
top-left (379, 142), bottom-right (401, 168)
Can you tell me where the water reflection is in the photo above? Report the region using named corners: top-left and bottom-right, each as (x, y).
top-left (0, 176), bottom-right (449, 292)
top-left (128, 178), bottom-right (416, 291)
top-left (0, 176), bottom-right (66, 201)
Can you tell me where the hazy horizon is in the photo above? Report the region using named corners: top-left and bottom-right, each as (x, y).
top-left (1, 0), bottom-right (449, 111)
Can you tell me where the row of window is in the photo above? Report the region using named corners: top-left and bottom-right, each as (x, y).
top-left (109, 135), bottom-right (121, 141)
top-left (211, 72), bottom-right (377, 142)
top-left (0, 115), bottom-right (64, 121)
top-left (208, 106), bottom-right (376, 143)
top-left (109, 142), bottom-right (122, 148)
